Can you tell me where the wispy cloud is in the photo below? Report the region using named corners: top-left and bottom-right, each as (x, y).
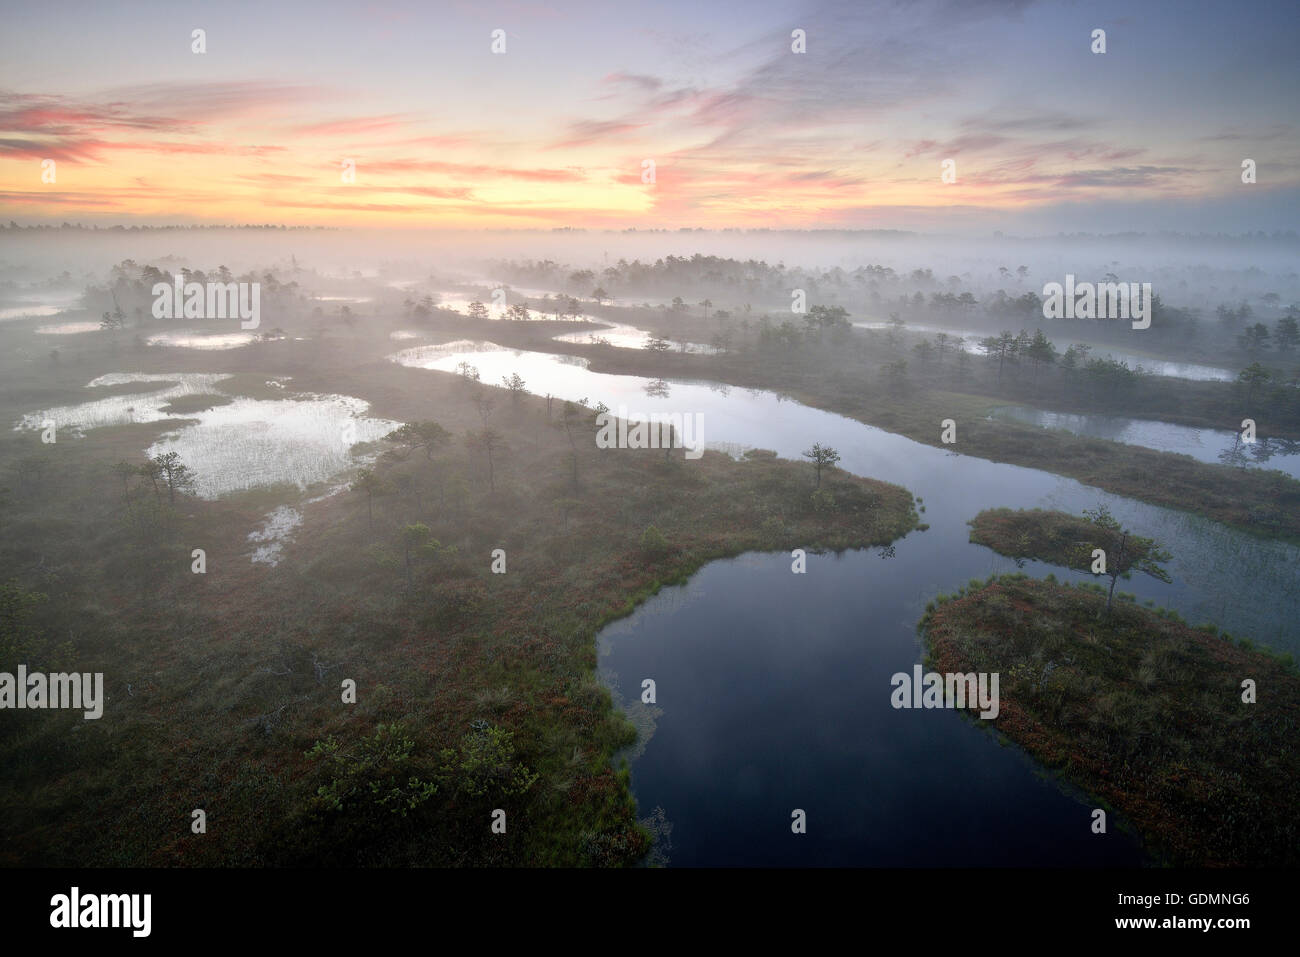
top-left (291, 114), bottom-right (419, 137)
top-left (602, 72), bottom-right (664, 92)
top-left (546, 119), bottom-right (650, 150)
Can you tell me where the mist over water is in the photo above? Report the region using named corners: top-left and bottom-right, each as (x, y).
top-left (388, 338), bottom-right (1297, 865)
top-left (3, 227), bottom-right (1296, 870)
top-left (5, 0), bottom-right (1300, 900)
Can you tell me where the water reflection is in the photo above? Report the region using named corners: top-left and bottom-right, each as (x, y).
top-left (146, 332), bottom-right (259, 350)
top-left (991, 405), bottom-right (1300, 480)
top-left (391, 340), bottom-right (1299, 864)
top-left (387, 342), bottom-right (1300, 655)
top-left (854, 321), bottom-right (1236, 382)
top-left (1219, 434), bottom-right (1300, 471)
top-left (16, 373), bottom-right (401, 498)
top-left (35, 321), bottom-right (102, 335)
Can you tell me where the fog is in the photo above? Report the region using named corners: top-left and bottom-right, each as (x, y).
top-left (3, 223), bottom-right (1299, 874)
top-left (3, 228), bottom-right (1297, 317)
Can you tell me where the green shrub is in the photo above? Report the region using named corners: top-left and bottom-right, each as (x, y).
top-left (438, 724), bottom-right (539, 799)
top-left (306, 722), bottom-right (438, 819)
top-left (639, 524), bottom-right (669, 556)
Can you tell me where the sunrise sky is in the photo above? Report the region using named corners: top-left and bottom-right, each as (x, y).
top-left (2, 0), bottom-right (1297, 232)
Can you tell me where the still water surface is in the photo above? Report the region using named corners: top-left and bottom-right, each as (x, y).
top-left (394, 343), bottom-right (1298, 865)
top-left (990, 406), bottom-right (1300, 479)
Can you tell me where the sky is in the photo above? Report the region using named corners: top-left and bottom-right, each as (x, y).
top-left (1, 0), bottom-right (1297, 232)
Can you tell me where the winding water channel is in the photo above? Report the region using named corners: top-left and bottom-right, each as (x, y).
top-left (393, 342), bottom-right (1299, 866)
